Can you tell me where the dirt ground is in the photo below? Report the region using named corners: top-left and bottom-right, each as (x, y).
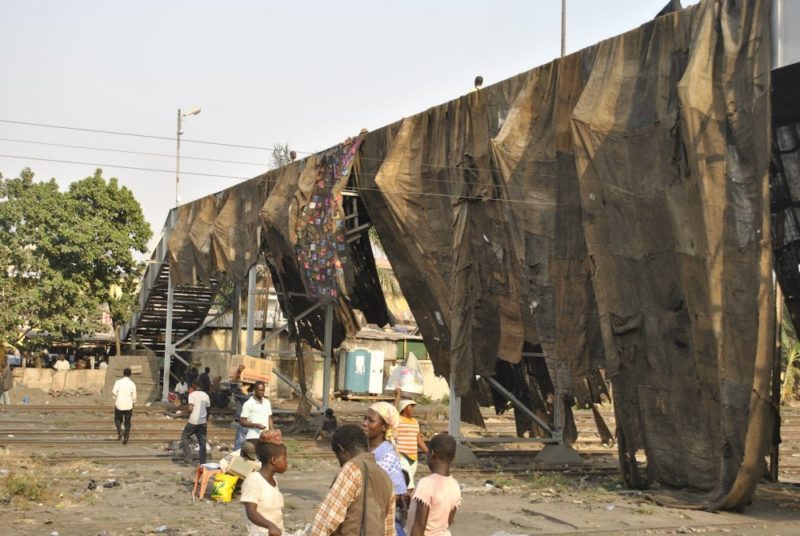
top-left (2, 386), bottom-right (800, 535)
top-left (2, 447), bottom-right (800, 536)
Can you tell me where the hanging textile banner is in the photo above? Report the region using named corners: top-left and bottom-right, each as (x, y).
top-left (295, 136), bottom-right (363, 301)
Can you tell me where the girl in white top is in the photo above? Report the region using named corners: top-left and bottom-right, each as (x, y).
top-left (241, 441), bottom-right (287, 536)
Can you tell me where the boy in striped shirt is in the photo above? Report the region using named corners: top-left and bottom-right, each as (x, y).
top-left (395, 397), bottom-right (429, 490)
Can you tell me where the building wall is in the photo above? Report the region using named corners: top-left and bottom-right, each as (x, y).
top-left (187, 328), bottom-right (449, 401)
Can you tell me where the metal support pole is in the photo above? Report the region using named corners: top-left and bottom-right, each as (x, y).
top-left (552, 391), bottom-right (563, 443)
top-left (231, 283), bottom-right (241, 355)
top-left (448, 372), bottom-right (461, 440)
top-left (322, 301), bottom-right (334, 412)
top-left (771, 283), bottom-right (783, 481)
top-left (246, 266), bottom-right (257, 354)
top-left (175, 109), bottom-right (181, 207)
top-left (486, 376), bottom-right (554, 435)
top-left (273, 369), bottom-right (322, 409)
top-left (247, 302), bottom-right (322, 356)
top-left (162, 273), bottom-right (175, 401)
top-left (561, 0), bottom-right (566, 58)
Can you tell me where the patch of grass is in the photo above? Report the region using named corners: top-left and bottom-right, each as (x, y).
top-left (634, 505), bottom-right (654, 515)
top-left (491, 475), bottom-right (517, 489)
top-left (1, 472), bottom-right (49, 502)
top-left (525, 472), bottom-right (569, 491)
top-left (596, 477), bottom-right (623, 493)
top-left (283, 439), bottom-right (301, 456)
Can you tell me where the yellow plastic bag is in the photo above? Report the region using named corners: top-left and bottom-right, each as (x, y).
top-left (210, 473), bottom-right (238, 503)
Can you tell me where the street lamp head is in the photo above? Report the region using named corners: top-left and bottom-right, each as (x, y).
top-left (182, 107), bottom-right (201, 117)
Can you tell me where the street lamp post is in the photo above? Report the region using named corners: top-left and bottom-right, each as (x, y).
top-left (175, 107), bottom-right (201, 207)
top-left (561, 0), bottom-right (566, 58)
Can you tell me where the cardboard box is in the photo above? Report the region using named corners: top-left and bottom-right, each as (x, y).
top-left (229, 355), bottom-right (272, 386)
top-left (226, 455), bottom-right (257, 478)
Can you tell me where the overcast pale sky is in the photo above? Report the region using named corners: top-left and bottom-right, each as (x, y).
top-left (0, 0), bottom-right (698, 254)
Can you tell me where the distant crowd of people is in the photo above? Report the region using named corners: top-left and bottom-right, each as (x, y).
top-left (51, 353), bottom-right (109, 371)
top-left (111, 362), bottom-right (458, 535)
top-left (8, 351), bottom-right (110, 371)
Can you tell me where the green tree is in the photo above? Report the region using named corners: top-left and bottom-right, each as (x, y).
top-left (781, 309), bottom-right (800, 405)
top-left (0, 168), bottom-right (151, 350)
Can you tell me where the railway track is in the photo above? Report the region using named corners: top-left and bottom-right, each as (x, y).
top-left (2, 404), bottom-right (798, 481)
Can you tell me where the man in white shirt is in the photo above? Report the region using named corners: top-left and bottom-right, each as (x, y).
top-left (181, 381), bottom-right (212, 464)
top-left (174, 379), bottom-right (189, 404)
top-left (239, 381), bottom-right (274, 440)
top-left (112, 367), bottom-right (137, 444)
top-left (53, 355), bottom-right (70, 371)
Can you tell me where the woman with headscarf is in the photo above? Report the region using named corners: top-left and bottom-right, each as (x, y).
top-left (365, 401), bottom-right (409, 535)
top-left (363, 401), bottom-right (407, 496)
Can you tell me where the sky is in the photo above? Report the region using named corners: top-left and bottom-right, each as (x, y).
top-left (0, 0), bottom-right (699, 256)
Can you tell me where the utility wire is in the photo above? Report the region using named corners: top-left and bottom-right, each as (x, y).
top-left (0, 118), bottom-right (314, 154)
top-left (0, 117), bottom-right (566, 177)
top-left (0, 154), bottom-right (246, 181)
top-left (0, 118), bottom-right (543, 176)
top-left (0, 138), bottom-right (270, 167)
top-left (0, 152), bottom-right (563, 205)
top-left (0, 118), bottom-right (577, 195)
top-left (0, 133), bottom-right (558, 190)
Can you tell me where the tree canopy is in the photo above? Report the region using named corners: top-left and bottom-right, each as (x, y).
top-left (0, 168), bottom-right (152, 349)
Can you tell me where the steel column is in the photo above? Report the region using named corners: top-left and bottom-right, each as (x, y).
top-left (448, 372), bottom-right (461, 439)
top-left (322, 301), bottom-right (334, 411)
top-left (486, 376), bottom-right (554, 435)
top-left (231, 283), bottom-right (241, 355)
top-left (246, 266), bottom-right (257, 354)
top-left (246, 302), bottom-right (322, 355)
top-left (162, 273), bottom-right (175, 401)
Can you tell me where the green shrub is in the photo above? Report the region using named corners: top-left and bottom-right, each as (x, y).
top-left (1, 472), bottom-right (49, 502)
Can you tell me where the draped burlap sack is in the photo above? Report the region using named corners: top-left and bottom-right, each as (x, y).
top-left (164, 0), bottom-right (772, 509)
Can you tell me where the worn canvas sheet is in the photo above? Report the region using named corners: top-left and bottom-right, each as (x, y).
top-left (168, 139), bottom-right (389, 350)
top-left (164, 0), bottom-right (772, 509)
top-left (359, 0), bottom-right (772, 508)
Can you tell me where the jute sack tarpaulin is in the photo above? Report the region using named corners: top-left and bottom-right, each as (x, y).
top-left (167, 175), bottom-right (272, 286)
top-left (573, 0), bottom-right (772, 508)
top-left (259, 134), bottom-right (390, 348)
top-left (163, 0), bottom-right (772, 509)
top-left (165, 138), bottom-right (389, 347)
top-left (359, 0), bottom-right (772, 509)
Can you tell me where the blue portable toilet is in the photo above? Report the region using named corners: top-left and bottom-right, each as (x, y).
top-left (344, 349), bottom-right (371, 393)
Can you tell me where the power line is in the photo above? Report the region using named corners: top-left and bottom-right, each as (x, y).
top-left (0, 131), bottom-right (560, 188)
top-left (0, 152), bottom-right (561, 206)
top-left (0, 154), bottom-right (247, 181)
top-left (0, 117), bottom-right (557, 177)
top-left (0, 137), bottom-right (269, 167)
top-left (0, 118), bottom-right (314, 154)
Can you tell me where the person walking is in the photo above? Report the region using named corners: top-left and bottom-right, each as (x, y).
top-left (405, 434), bottom-right (461, 536)
top-left (181, 381), bottom-right (211, 465)
top-left (241, 440), bottom-right (288, 535)
top-left (112, 367), bottom-right (137, 444)
top-left (310, 424), bottom-right (396, 536)
top-left (364, 402), bottom-right (407, 496)
top-left (365, 401), bottom-right (408, 535)
top-left (239, 381), bottom-right (273, 440)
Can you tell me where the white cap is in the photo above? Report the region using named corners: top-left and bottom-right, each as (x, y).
top-left (398, 399), bottom-right (417, 412)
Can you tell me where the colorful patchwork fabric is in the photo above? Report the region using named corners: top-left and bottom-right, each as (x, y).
top-left (295, 135), bottom-right (363, 301)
